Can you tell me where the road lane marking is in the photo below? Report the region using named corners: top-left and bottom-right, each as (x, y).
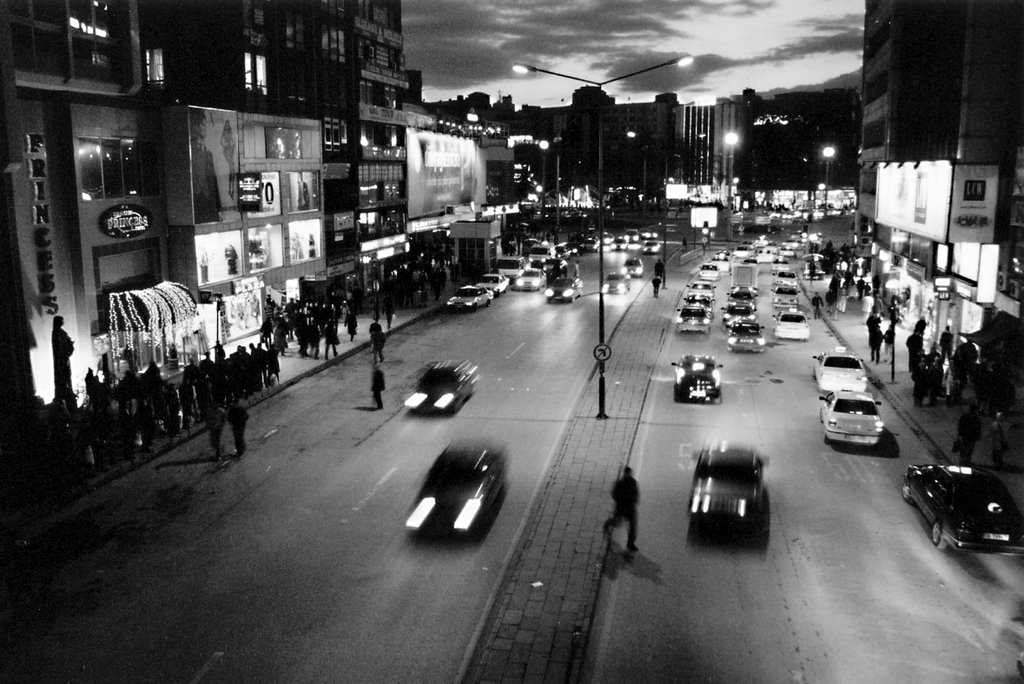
top-left (505, 342), bottom-right (525, 360)
top-left (189, 651), bottom-right (224, 684)
top-left (352, 467), bottom-right (398, 511)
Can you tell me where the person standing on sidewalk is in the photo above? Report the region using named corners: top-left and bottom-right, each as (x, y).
top-left (868, 324), bottom-right (883, 364)
top-left (906, 329), bottom-right (924, 374)
top-left (811, 292), bottom-right (823, 319)
top-left (226, 398), bottom-right (249, 457)
top-left (371, 364), bottom-right (386, 410)
top-left (990, 411), bottom-right (1009, 469)
top-left (346, 307), bottom-right (358, 342)
top-left (955, 402), bottom-right (982, 465)
top-left (206, 402), bottom-right (226, 459)
top-left (882, 323), bottom-right (895, 362)
top-left (383, 293), bottom-right (395, 331)
top-left (370, 321), bottom-right (386, 363)
top-left (603, 466), bottom-right (639, 553)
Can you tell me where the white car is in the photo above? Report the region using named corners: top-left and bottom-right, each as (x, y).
top-left (698, 263), bottom-right (721, 281)
top-left (512, 268), bottom-right (546, 292)
top-left (612, 236), bottom-right (630, 251)
top-left (711, 253), bottom-right (732, 274)
top-left (812, 347), bottom-right (869, 393)
top-left (771, 284), bottom-right (801, 309)
top-left (686, 281), bottom-right (716, 299)
top-left (772, 310), bottom-right (810, 340)
top-left (769, 257), bottom-right (791, 275)
top-left (676, 305), bottom-right (712, 334)
top-left (773, 270), bottom-right (800, 288)
top-left (756, 247), bottom-right (779, 264)
top-left (475, 273), bottom-right (509, 298)
top-left (819, 390), bottom-right (884, 446)
top-left (447, 286), bottom-right (491, 311)
top-left (641, 240), bottom-right (661, 254)
top-left (624, 258), bottom-right (644, 278)
top-left (732, 243), bottom-right (755, 259)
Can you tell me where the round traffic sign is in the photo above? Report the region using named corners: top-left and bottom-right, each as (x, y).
top-left (593, 343), bottom-right (612, 362)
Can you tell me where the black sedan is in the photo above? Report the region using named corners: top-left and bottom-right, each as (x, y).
top-left (689, 441), bottom-right (767, 529)
top-left (406, 441), bottom-right (508, 538)
top-left (902, 464), bottom-right (1024, 554)
top-left (546, 277), bottom-right (583, 303)
top-left (404, 360), bottom-right (478, 415)
top-left (672, 355), bottom-right (722, 402)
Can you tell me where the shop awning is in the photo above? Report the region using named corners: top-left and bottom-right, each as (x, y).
top-left (963, 311), bottom-right (1021, 348)
top-left (108, 281), bottom-right (198, 334)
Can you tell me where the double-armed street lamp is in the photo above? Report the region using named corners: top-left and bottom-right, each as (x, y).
top-left (514, 55), bottom-right (693, 419)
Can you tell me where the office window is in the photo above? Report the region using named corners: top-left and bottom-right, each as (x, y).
top-left (245, 52), bottom-right (267, 94)
top-left (145, 49), bottom-right (164, 85)
top-left (285, 11), bottom-right (304, 49)
top-left (78, 137), bottom-right (160, 201)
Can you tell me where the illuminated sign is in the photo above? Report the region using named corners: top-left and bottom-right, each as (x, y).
top-left (99, 204), bottom-right (151, 239)
top-left (238, 173), bottom-right (262, 212)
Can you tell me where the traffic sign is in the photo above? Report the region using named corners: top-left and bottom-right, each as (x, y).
top-left (593, 344), bottom-right (612, 362)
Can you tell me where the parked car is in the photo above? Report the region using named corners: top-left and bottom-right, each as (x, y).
top-left (447, 286), bottom-right (491, 311)
top-left (512, 268), bottom-right (547, 292)
top-left (475, 273), bottom-right (510, 298)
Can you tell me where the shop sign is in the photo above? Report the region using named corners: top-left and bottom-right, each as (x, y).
top-left (99, 203), bottom-right (151, 239)
top-left (232, 276), bottom-right (264, 294)
top-left (905, 261), bottom-right (926, 282)
top-left (934, 276), bottom-right (952, 301)
top-left (238, 173), bottom-right (263, 212)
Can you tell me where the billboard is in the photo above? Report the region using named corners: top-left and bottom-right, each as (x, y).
top-left (948, 164), bottom-right (998, 243)
top-left (407, 130), bottom-right (485, 218)
top-left (188, 107), bottom-right (240, 224)
top-left (875, 161), bottom-right (951, 242)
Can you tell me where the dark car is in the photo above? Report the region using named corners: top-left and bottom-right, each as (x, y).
top-left (404, 360), bottom-right (478, 415)
top-left (542, 257), bottom-right (568, 279)
top-left (546, 276), bottom-right (583, 303)
top-left (689, 441), bottom-right (767, 528)
top-left (721, 302), bottom-right (757, 329)
top-left (902, 464), bottom-right (1024, 554)
top-left (406, 441), bottom-right (508, 538)
top-left (726, 321), bottom-right (766, 353)
top-left (672, 355), bottom-right (722, 402)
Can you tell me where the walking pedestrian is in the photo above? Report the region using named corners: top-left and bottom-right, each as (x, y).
top-left (371, 365), bottom-right (385, 410)
top-left (603, 466), bottom-right (639, 553)
top-left (383, 293), bottom-right (395, 331)
top-left (226, 398), bottom-right (249, 457)
top-left (370, 324), bottom-right (386, 363)
top-left (906, 330), bottom-right (924, 373)
top-left (811, 292), bottom-right (823, 319)
top-left (989, 411), bottom-right (1008, 470)
top-left (651, 275), bottom-right (662, 297)
top-left (939, 326), bottom-right (953, 362)
top-left (955, 402), bottom-right (982, 465)
top-left (205, 402), bottom-right (226, 459)
top-left (323, 317), bottom-right (340, 358)
top-left (882, 324), bottom-right (895, 362)
top-left (346, 308), bottom-right (358, 341)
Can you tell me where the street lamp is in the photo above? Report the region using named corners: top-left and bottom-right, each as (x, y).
top-left (626, 130), bottom-right (648, 213)
top-left (539, 140), bottom-right (549, 214)
top-left (822, 145), bottom-right (836, 215)
top-left (514, 55), bottom-right (693, 419)
top-left (723, 131), bottom-right (738, 211)
top-left (553, 136), bottom-right (562, 235)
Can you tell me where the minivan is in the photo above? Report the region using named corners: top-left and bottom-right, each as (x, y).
top-left (495, 256), bottom-right (526, 280)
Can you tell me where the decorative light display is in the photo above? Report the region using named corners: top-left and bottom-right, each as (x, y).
top-left (108, 281), bottom-right (199, 351)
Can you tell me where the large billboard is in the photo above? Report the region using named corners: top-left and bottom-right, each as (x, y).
top-left (189, 107), bottom-right (241, 224)
top-left (948, 164), bottom-right (998, 244)
top-left (875, 161), bottom-right (952, 242)
top-left (407, 130), bottom-right (485, 218)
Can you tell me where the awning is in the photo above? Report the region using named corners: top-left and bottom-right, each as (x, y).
top-left (963, 311), bottom-right (1021, 348)
top-left (108, 281), bottom-right (198, 334)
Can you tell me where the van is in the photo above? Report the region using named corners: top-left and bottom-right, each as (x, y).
top-left (495, 256), bottom-right (526, 280)
top-left (528, 244), bottom-right (554, 260)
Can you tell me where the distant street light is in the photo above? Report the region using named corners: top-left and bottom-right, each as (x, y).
top-left (822, 145), bottom-right (836, 214)
top-left (514, 55), bottom-right (694, 419)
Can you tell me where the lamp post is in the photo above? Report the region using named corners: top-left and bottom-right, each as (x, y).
top-left (723, 131), bottom-right (738, 210)
top-left (822, 145), bottom-right (835, 215)
top-left (539, 140), bottom-right (549, 216)
top-left (514, 55), bottom-right (693, 419)
top-left (553, 136), bottom-right (562, 236)
top-left (626, 130), bottom-right (649, 213)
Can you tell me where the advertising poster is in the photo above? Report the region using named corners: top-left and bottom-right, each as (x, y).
top-left (406, 130), bottom-right (485, 217)
top-left (189, 107), bottom-right (240, 224)
top-left (875, 161), bottom-right (951, 241)
top-left (948, 165), bottom-right (997, 244)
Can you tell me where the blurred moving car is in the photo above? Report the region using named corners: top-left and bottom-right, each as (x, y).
top-left (676, 305), bottom-right (712, 334)
top-left (577, 236), bottom-right (599, 253)
top-left (612, 236), bottom-right (630, 251)
top-left (475, 273), bottom-right (509, 298)
top-left (698, 263), bottom-right (721, 281)
top-left (721, 302), bottom-right (758, 329)
top-left (902, 464), bottom-right (1024, 554)
top-left (624, 257), bottom-right (644, 278)
top-left (447, 286), bottom-right (491, 311)
top-left (641, 240), bottom-right (661, 254)
top-left (546, 276), bottom-right (583, 303)
top-left (672, 355), bottom-right (722, 402)
top-left (405, 360), bottom-right (479, 415)
top-left (771, 284), bottom-right (801, 309)
top-left (602, 272), bottom-right (631, 294)
top-left (711, 252), bottom-right (732, 274)
top-left (406, 441), bottom-right (508, 538)
top-left (819, 390), bottom-right (883, 446)
top-left (726, 321), bottom-right (766, 352)
top-left (689, 441), bottom-right (767, 528)
top-left (812, 346), bottom-right (868, 393)
top-left (772, 310), bottom-right (810, 341)
top-left (686, 281), bottom-right (716, 299)
top-left (512, 268), bottom-right (547, 292)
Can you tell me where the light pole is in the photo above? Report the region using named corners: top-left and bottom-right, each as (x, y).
top-left (553, 136), bottom-right (562, 236)
top-left (514, 55), bottom-right (693, 419)
top-left (539, 139), bottom-right (549, 216)
top-left (822, 145), bottom-right (835, 215)
top-left (724, 131), bottom-right (738, 210)
top-left (626, 130), bottom-right (649, 213)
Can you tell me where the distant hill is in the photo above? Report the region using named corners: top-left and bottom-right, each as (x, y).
top-left (757, 68), bottom-right (862, 98)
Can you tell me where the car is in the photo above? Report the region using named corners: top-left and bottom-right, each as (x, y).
top-left (772, 310), bottom-right (811, 341)
top-left (447, 286), bottom-right (491, 311)
top-left (624, 257), bottom-right (644, 278)
top-left (542, 257), bottom-right (568, 279)
top-left (406, 441), bottom-right (508, 538)
top-left (727, 286), bottom-right (758, 305)
top-left (640, 229), bottom-right (658, 240)
top-left (732, 243), bottom-right (755, 259)
top-left (773, 270), bottom-right (800, 288)
top-left (475, 273), bottom-right (509, 298)
top-left (727, 321), bottom-right (766, 352)
top-left (546, 276), bottom-right (583, 303)
top-left (689, 441), bottom-right (767, 528)
top-left (812, 346), bottom-right (869, 393)
top-left (769, 257), bottom-right (791, 275)
top-left (554, 242), bottom-right (577, 259)
top-left (902, 464), bottom-right (1024, 554)
top-left (721, 302), bottom-right (757, 329)
top-left (779, 245), bottom-right (798, 259)
top-left (676, 305), bottom-right (712, 334)
top-left (641, 240), bottom-right (661, 254)
top-left (405, 361), bottom-right (479, 415)
top-left (528, 244), bottom-right (554, 260)
top-left (602, 272), bottom-right (631, 294)
top-left (612, 236), bottom-right (630, 251)
top-left (672, 355), bottom-right (722, 402)
top-left (698, 263), bottom-right (721, 281)
top-left (681, 293), bottom-right (715, 319)
top-left (685, 281), bottom-right (716, 299)
top-left (512, 268), bottom-right (547, 292)
top-left (756, 247), bottom-right (779, 264)
top-left (741, 256), bottom-right (759, 266)
top-left (711, 252), bottom-right (732, 274)
top-left (771, 284), bottom-right (801, 309)
top-left (495, 256), bottom-right (526, 281)
top-left (819, 390), bottom-right (884, 446)
top-left (625, 229), bottom-right (641, 244)
top-left (577, 236), bottom-right (599, 253)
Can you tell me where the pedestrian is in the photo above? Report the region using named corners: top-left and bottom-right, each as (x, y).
top-left (926, 357), bottom-right (944, 406)
top-left (383, 293), bottom-right (395, 331)
top-left (651, 275), bottom-right (662, 297)
top-left (371, 365), bottom-right (385, 410)
top-left (912, 363), bottom-right (929, 407)
top-left (856, 277), bottom-right (866, 300)
top-left (811, 292), bottom-right (823, 319)
top-left (205, 402), bottom-right (226, 459)
top-left (882, 324), bottom-right (895, 362)
top-left (906, 330), bottom-right (924, 373)
top-left (323, 317), bottom-right (340, 358)
top-left (370, 324), bottom-right (386, 363)
top-left (955, 402), bottom-right (982, 465)
top-left (602, 466), bottom-right (639, 553)
top-left (346, 308), bottom-right (358, 341)
top-left (868, 325), bottom-right (883, 363)
top-left (825, 289), bottom-right (837, 319)
top-left (226, 398), bottom-right (249, 457)
top-left (989, 411), bottom-right (1009, 470)
top-left (939, 326), bottom-right (953, 362)
top-left (837, 287), bottom-right (848, 313)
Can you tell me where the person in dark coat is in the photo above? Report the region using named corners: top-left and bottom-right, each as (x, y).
top-left (939, 326), bottom-right (953, 362)
top-left (603, 467), bottom-right (640, 552)
top-left (956, 402), bottom-right (982, 465)
top-left (926, 357), bottom-right (945, 406)
top-left (206, 402), bottom-right (226, 459)
top-left (905, 331), bottom-right (924, 373)
top-left (267, 346), bottom-right (281, 385)
top-left (383, 293), bottom-right (395, 331)
top-left (226, 399), bottom-right (249, 457)
top-left (346, 309), bottom-right (358, 341)
top-left (371, 365), bottom-right (385, 409)
top-left (323, 318), bottom-right (340, 358)
top-left (868, 325), bottom-right (883, 364)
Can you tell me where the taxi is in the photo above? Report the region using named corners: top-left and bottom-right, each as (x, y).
top-left (624, 257), bottom-right (644, 278)
top-left (512, 268), bottom-right (546, 292)
top-left (819, 390), bottom-right (884, 446)
top-left (771, 283), bottom-right (801, 309)
top-left (812, 346), bottom-right (869, 393)
top-left (772, 310), bottom-right (810, 341)
top-left (727, 321), bottom-right (766, 353)
top-left (732, 243), bottom-right (755, 259)
top-left (698, 263), bottom-right (721, 281)
top-left (686, 281), bottom-right (716, 299)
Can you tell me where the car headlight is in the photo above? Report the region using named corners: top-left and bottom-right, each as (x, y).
top-left (857, 375), bottom-right (867, 382)
top-left (757, 338), bottom-right (765, 346)
top-left (562, 289), bottom-right (573, 297)
top-left (406, 497), bottom-right (435, 529)
top-left (875, 420), bottom-right (885, 431)
top-left (737, 499), bottom-right (747, 517)
top-left (453, 498), bottom-right (483, 530)
top-left (447, 298), bottom-right (457, 305)
top-left (405, 392), bottom-right (427, 408)
top-left (675, 369), bottom-right (685, 381)
top-left (544, 288), bottom-right (554, 297)
top-left (601, 284), bottom-right (609, 293)
top-left (728, 336), bottom-right (738, 344)
top-left (827, 419), bottom-right (837, 427)
top-left (434, 393), bottom-right (455, 409)
top-left (516, 278), bottom-right (525, 286)
top-left (712, 370), bottom-right (721, 382)
top-left (702, 318), bottom-right (710, 324)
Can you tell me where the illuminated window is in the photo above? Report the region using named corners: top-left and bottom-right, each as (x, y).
top-left (78, 137), bottom-right (159, 201)
top-left (145, 49), bottom-right (164, 85)
top-left (244, 52), bottom-right (267, 94)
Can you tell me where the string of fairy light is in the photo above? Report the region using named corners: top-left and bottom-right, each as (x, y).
top-left (108, 281), bottom-right (198, 351)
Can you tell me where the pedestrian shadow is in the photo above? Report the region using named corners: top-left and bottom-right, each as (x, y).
top-left (602, 541), bottom-right (664, 585)
top-left (355, 406), bottom-right (380, 411)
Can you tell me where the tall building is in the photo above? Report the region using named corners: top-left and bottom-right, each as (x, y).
top-left (860, 0), bottom-right (1023, 365)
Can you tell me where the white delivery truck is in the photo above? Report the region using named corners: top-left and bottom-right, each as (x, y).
top-left (732, 263), bottom-right (758, 290)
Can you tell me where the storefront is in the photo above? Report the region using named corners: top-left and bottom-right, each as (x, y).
top-left (107, 281), bottom-right (200, 375)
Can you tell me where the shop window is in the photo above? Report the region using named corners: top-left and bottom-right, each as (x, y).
top-left (195, 230), bottom-right (244, 285)
top-left (288, 218), bottom-right (322, 263)
top-left (247, 224), bottom-right (283, 272)
top-left (287, 171), bottom-right (320, 212)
